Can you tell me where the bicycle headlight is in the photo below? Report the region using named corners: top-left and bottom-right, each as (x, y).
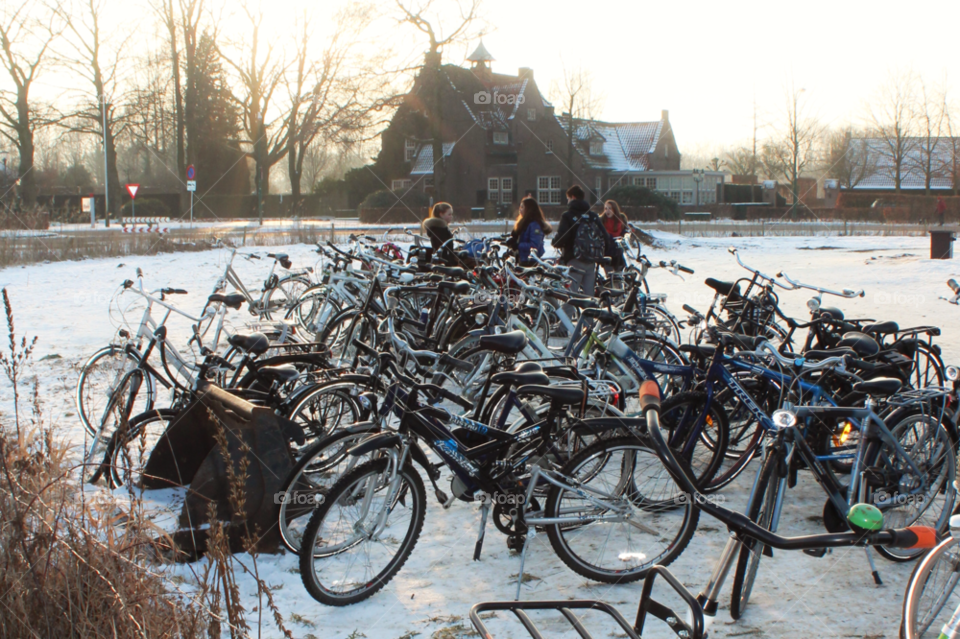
top-left (475, 313), bottom-right (487, 325)
top-left (806, 297), bottom-right (820, 312)
top-left (771, 409), bottom-right (797, 430)
top-left (947, 365), bottom-right (960, 382)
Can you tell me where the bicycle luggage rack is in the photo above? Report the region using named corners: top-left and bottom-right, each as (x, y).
top-left (469, 566), bottom-right (703, 639)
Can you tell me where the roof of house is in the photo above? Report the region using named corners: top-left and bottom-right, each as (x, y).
top-left (559, 119), bottom-right (665, 171)
top-left (410, 142), bottom-right (456, 175)
top-left (466, 40), bottom-right (494, 62)
top-left (848, 137), bottom-right (958, 190)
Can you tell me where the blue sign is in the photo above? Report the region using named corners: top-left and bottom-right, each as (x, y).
top-left (186, 165), bottom-right (196, 180)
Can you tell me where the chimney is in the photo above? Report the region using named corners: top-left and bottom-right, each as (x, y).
top-left (661, 109), bottom-right (669, 121)
top-left (518, 67), bottom-right (533, 81)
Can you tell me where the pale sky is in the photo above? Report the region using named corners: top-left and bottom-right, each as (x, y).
top-left (25, 0), bottom-right (960, 161)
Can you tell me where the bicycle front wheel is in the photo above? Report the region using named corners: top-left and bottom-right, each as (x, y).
top-left (84, 368), bottom-right (146, 484)
top-left (77, 345), bottom-right (152, 437)
top-left (902, 535), bottom-right (960, 638)
top-left (299, 458), bottom-right (426, 606)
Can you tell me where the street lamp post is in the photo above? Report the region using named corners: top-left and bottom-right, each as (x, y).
top-left (100, 95), bottom-right (110, 227)
top-left (692, 169), bottom-right (705, 207)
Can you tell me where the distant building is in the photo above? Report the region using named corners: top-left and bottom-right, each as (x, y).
top-left (379, 42), bottom-right (722, 214)
top-left (843, 136), bottom-right (960, 193)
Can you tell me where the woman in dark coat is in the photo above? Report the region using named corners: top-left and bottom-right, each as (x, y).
top-left (509, 197), bottom-right (552, 266)
top-left (422, 202), bottom-right (455, 264)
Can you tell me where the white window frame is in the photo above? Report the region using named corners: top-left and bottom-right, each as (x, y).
top-left (423, 175), bottom-right (435, 190)
top-left (527, 108), bottom-right (537, 121)
top-left (595, 176), bottom-right (602, 198)
top-left (500, 178), bottom-right (513, 204)
top-left (646, 177), bottom-right (657, 189)
top-left (609, 175), bottom-right (626, 190)
top-left (538, 176), bottom-right (561, 205)
top-left (392, 179), bottom-right (413, 190)
top-left (493, 131), bottom-right (509, 145)
top-left (404, 139), bottom-right (417, 162)
top-left (669, 191), bottom-right (681, 202)
top-left (488, 177), bottom-right (500, 203)
top-left (681, 191), bottom-right (693, 204)
top-left (589, 141), bottom-right (603, 156)
top-left (546, 140), bottom-right (554, 153)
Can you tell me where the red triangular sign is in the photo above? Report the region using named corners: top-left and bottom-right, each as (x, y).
top-left (125, 184), bottom-right (140, 199)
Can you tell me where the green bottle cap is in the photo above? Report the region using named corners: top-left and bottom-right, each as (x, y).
top-left (847, 503), bottom-right (884, 531)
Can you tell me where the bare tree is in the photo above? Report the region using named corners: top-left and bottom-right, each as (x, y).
top-left (395, 0), bottom-right (481, 201)
top-left (724, 146), bottom-right (761, 178)
top-left (0, 1), bottom-right (59, 207)
top-left (284, 5), bottom-right (381, 212)
top-left (944, 97), bottom-right (960, 196)
top-left (823, 128), bottom-right (876, 189)
top-left (760, 85), bottom-right (824, 216)
top-left (549, 64), bottom-right (605, 187)
top-left (866, 70), bottom-right (917, 193)
top-left (911, 79), bottom-right (947, 195)
top-left (124, 50), bottom-right (177, 185)
top-left (56, 0), bottom-right (137, 224)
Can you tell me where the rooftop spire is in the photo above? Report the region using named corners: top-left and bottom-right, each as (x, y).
top-left (467, 40), bottom-right (494, 63)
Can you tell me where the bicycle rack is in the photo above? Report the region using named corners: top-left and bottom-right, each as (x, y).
top-left (469, 566), bottom-right (704, 639)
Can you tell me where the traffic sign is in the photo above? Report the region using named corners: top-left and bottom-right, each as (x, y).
top-left (125, 184), bottom-right (140, 199)
top-left (186, 180), bottom-right (197, 192)
top-left (186, 165), bottom-right (196, 180)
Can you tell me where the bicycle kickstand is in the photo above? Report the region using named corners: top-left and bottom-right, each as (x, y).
top-left (473, 502), bottom-right (490, 561)
top-left (864, 546), bottom-right (882, 585)
top-left (514, 528), bottom-right (536, 601)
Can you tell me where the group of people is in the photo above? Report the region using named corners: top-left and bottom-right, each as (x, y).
top-left (420, 185), bottom-right (629, 298)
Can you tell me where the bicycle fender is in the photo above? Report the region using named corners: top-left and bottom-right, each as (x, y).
top-left (348, 432), bottom-right (401, 456)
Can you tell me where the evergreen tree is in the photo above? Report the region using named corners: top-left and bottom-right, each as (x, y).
top-left (188, 32), bottom-right (250, 195)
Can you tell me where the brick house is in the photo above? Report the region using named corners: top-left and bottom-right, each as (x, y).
top-left (379, 43), bottom-right (719, 217)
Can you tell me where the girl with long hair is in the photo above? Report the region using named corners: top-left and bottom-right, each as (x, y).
top-left (510, 196), bottom-right (552, 265)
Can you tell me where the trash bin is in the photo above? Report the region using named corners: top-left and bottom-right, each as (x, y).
top-left (930, 229), bottom-right (955, 259)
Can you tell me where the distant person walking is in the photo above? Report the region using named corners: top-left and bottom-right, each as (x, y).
top-left (422, 202), bottom-right (456, 264)
top-left (553, 185), bottom-right (610, 303)
top-left (508, 196), bottom-right (552, 266)
top-left (937, 196), bottom-right (947, 226)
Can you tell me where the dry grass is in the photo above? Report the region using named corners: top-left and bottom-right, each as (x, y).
top-left (0, 288), bottom-right (291, 638)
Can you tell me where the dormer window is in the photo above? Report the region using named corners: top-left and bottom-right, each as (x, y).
top-left (404, 139), bottom-right (417, 162)
top-left (493, 131), bottom-right (509, 145)
top-left (589, 141), bottom-right (603, 155)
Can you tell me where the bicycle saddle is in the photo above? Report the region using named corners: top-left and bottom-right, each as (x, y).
top-left (861, 320), bottom-right (899, 335)
top-left (818, 306), bottom-right (845, 321)
top-left (257, 364), bottom-right (299, 383)
top-left (477, 330), bottom-right (527, 354)
top-left (705, 277), bottom-right (741, 299)
top-left (491, 362), bottom-right (551, 387)
top-left (515, 384), bottom-right (584, 406)
top-left (208, 293), bottom-right (245, 310)
top-left (438, 281), bottom-right (471, 294)
top-left (851, 377), bottom-right (902, 396)
top-left (837, 332), bottom-right (881, 357)
top-left (428, 265), bottom-right (467, 279)
top-left (567, 297), bottom-right (599, 310)
top-left (799, 348), bottom-right (856, 361)
top-left (267, 253), bottom-right (292, 269)
top-left (228, 332), bottom-right (270, 356)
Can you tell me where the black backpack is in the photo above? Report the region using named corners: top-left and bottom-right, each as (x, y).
top-left (572, 211), bottom-right (606, 262)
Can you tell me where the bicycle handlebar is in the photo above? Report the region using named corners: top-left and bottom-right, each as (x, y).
top-left (777, 271), bottom-right (864, 298)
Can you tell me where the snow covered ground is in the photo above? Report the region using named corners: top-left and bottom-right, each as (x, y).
top-left (1, 231), bottom-right (958, 638)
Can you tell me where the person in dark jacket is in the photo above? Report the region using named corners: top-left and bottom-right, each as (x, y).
top-left (552, 184), bottom-right (609, 304)
top-left (422, 202), bottom-right (456, 265)
top-left (509, 196), bottom-right (552, 266)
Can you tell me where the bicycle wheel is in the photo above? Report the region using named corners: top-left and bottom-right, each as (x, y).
top-left (544, 436), bottom-right (699, 583)
top-left (284, 381), bottom-right (364, 443)
top-left (874, 411), bottom-right (956, 562)
top-left (657, 391), bottom-right (730, 491)
top-left (730, 449), bottom-right (780, 619)
top-left (76, 345), bottom-right (151, 437)
top-left (599, 333), bottom-right (688, 412)
top-left (317, 309), bottom-right (378, 366)
top-left (105, 408), bottom-right (178, 488)
top-left (84, 368), bottom-right (146, 484)
top-left (901, 535), bottom-right (960, 639)
top-left (278, 426), bottom-right (382, 553)
top-left (299, 458), bottom-right (426, 605)
top-left (287, 286), bottom-right (342, 337)
top-left (263, 276), bottom-right (310, 320)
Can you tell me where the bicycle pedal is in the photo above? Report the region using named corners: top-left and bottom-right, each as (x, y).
top-left (802, 547), bottom-right (828, 558)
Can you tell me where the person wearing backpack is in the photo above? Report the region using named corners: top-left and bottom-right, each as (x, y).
top-left (552, 185), bottom-right (609, 301)
top-left (507, 196), bottom-right (552, 266)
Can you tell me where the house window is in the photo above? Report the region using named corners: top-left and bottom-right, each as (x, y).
top-left (391, 179), bottom-right (413, 190)
top-left (538, 176), bottom-right (562, 205)
top-left (646, 177), bottom-right (657, 189)
top-left (404, 139), bottom-right (417, 162)
top-left (632, 177), bottom-right (644, 187)
top-left (682, 191), bottom-right (693, 204)
top-left (589, 141), bottom-right (603, 155)
top-left (595, 176), bottom-right (602, 198)
top-left (488, 178), bottom-right (500, 203)
top-left (423, 176), bottom-right (434, 190)
top-left (527, 109), bottom-right (536, 121)
top-left (546, 140), bottom-right (554, 153)
top-left (500, 178), bottom-right (513, 204)
top-left (609, 175), bottom-right (625, 189)
top-left (493, 131), bottom-right (509, 145)
top-left (669, 191), bottom-right (681, 202)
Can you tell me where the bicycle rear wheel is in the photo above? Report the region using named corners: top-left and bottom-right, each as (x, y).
top-left (76, 345), bottom-right (152, 437)
top-left (105, 408), bottom-right (178, 488)
top-left (85, 368), bottom-right (146, 484)
top-left (545, 436), bottom-right (699, 583)
top-left (901, 535), bottom-right (960, 638)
